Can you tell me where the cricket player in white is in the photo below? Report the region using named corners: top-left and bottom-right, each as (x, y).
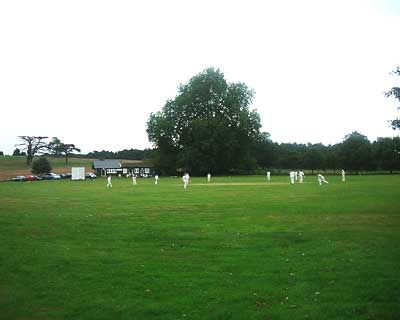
top-left (317, 174), bottom-right (329, 185)
top-left (266, 171), bottom-right (271, 182)
top-left (289, 171), bottom-right (295, 184)
top-left (207, 173), bottom-right (211, 182)
top-left (182, 173), bottom-right (190, 190)
top-left (107, 175), bottom-right (112, 188)
top-left (155, 175), bottom-right (159, 185)
top-left (132, 174), bottom-right (137, 185)
top-left (298, 171), bottom-right (305, 183)
top-left (294, 171), bottom-right (298, 181)
top-left (342, 169), bottom-right (346, 182)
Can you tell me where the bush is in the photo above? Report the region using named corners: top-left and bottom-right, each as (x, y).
top-left (32, 157), bottom-right (52, 174)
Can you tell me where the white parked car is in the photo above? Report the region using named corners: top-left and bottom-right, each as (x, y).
top-left (85, 172), bottom-right (97, 179)
top-left (41, 173), bottom-right (61, 180)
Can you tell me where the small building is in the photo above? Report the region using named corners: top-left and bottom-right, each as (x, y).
top-left (92, 159), bottom-right (154, 177)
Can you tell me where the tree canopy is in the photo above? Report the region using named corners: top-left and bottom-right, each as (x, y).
top-left (31, 157), bottom-right (52, 174)
top-left (16, 136), bottom-right (48, 166)
top-left (12, 148), bottom-right (26, 156)
top-left (372, 137), bottom-right (400, 173)
top-left (385, 67), bottom-right (400, 130)
top-left (48, 137), bottom-right (80, 164)
top-left (147, 68), bottom-right (262, 175)
top-left (339, 132), bottom-right (372, 172)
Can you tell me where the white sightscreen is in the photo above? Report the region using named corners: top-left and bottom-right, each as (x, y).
top-left (72, 167), bottom-right (85, 180)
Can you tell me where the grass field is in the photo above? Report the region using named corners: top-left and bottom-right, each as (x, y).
top-left (0, 175), bottom-right (399, 319)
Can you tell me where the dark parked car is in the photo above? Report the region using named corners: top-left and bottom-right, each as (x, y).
top-left (85, 172), bottom-right (97, 179)
top-left (60, 173), bottom-right (72, 179)
top-left (11, 175), bottom-right (27, 182)
top-left (41, 173), bottom-right (61, 180)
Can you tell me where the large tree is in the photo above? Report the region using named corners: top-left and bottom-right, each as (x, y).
top-left (304, 143), bottom-right (326, 174)
top-left (372, 137), bottom-right (400, 173)
top-left (16, 136), bottom-right (48, 166)
top-left (147, 68), bottom-right (262, 175)
top-left (254, 132), bottom-right (276, 169)
top-left (48, 137), bottom-right (81, 164)
top-left (47, 137), bottom-right (63, 156)
top-left (276, 143), bottom-right (306, 170)
top-left (385, 67), bottom-right (400, 130)
top-left (339, 132), bottom-right (372, 172)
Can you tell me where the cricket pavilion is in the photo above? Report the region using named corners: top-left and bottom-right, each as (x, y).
top-left (92, 159), bottom-right (154, 177)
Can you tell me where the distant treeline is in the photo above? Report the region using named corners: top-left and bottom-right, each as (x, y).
top-left (148, 131), bottom-right (399, 175)
top-left (81, 148), bottom-right (155, 161)
top-left (8, 132), bottom-right (400, 175)
top-left (74, 132), bottom-right (400, 175)
top-left (253, 132), bottom-right (400, 175)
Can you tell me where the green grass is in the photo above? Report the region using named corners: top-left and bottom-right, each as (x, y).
top-left (0, 155), bottom-right (93, 169)
top-left (0, 175), bottom-right (399, 319)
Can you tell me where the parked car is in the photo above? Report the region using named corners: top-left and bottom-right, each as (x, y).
top-left (85, 172), bottom-right (97, 179)
top-left (26, 175), bottom-right (40, 181)
top-left (60, 173), bottom-right (72, 179)
top-left (11, 175), bottom-right (27, 182)
top-left (41, 173), bottom-right (61, 180)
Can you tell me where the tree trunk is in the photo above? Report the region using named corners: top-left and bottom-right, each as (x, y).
top-left (26, 155), bottom-right (33, 166)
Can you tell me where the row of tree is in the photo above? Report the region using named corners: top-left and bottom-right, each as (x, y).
top-left (147, 68), bottom-right (400, 175)
top-left (255, 133), bottom-right (400, 174)
top-left (15, 136), bottom-right (80, 165)
top-left (11, 143), bottom-right (155, 164)
top-left (10, 67), bottom-right (399, 174)
top-left (11, 137), bottom-right (155, 166)
top-left (84, 149), bottom-right (155, 160)
top-left (10, 132), bottom-right (400, 175)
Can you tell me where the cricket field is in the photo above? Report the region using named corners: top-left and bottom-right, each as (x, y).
top-left (0, 175), bottom-right (399, 319)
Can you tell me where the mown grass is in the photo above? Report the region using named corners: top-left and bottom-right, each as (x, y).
top-left (0, 175), bottom-right (399, 319)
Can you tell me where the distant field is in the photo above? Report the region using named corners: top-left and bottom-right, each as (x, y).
top-left (0, 156), bottom-right (95, 181)
top-left (0, 175), bottom-right (399, 319)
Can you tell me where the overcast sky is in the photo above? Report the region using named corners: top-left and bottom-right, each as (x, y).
top-left (1, 0), bottom-right (399, 155)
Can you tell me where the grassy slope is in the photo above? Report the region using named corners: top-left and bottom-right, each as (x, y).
top-left (0, 175), bottom-right (399, 319)
top-left (0, 156), bottom-right (94, 180)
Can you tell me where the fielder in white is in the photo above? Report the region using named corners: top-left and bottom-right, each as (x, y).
top-left (207, 173), bottom-right (211, 182)
top-left (317, 174), bottom-right (329, 185)
top-left (266, 171), bottom-right (271, 182)
top-left (155, 174), bottom-right (159, 185)
top-left (298, 170), bottom-right (305, 183)
top-left (342, 169), bottom-right (346, 182)
top-left (132, 174), bottom-right (137, 185)
top-left (289, 171), bottom-right (295, 184)
top-left (294, 171), bottom-right (298, 181)
top-left (182, 173), bottom-right (190, 190)
top-left (107, 175), bottom-right (112, 188)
